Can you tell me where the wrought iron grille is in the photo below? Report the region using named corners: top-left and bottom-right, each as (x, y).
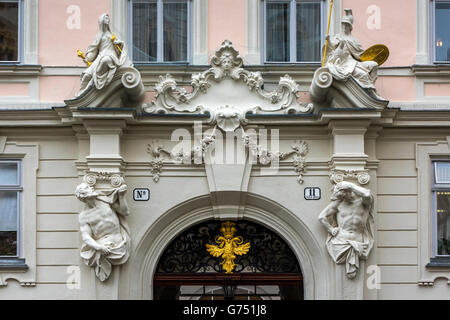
top-left (156, 220), bottom-right (301, 273)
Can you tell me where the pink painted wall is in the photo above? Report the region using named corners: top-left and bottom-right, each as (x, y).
top-left (39, 0), bottom-right (111, 66)
top-left (0, 83), bottom-right (29, 96)
top-left (208, 0), bottom-right (247, 59)
top-left (343, 0), bottom-right (416, 67)
top-left (424, 83), bottom-right (450, 96)
top-left (376, 76), bottom-right (416, 102)
top-left (39, 76), bottom-right (81, 102)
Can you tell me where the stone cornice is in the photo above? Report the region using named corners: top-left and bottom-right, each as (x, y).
top-left (0, 64), bottom-right (42, 76)
top-left (136, 63), bottom-right (320, 87)
top-left (4, 107), bottom-right (450, 129)
top-left (412, 64), bottom-right (450, 76)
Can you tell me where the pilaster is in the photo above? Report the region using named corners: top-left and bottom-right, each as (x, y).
top-left (83, 119), bottom-right (127, 173)
top-left (329, 120), bottom-right (370, 172)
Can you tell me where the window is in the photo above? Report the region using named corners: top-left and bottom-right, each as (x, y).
top-left (432, 0), bottom-right (450, 63)
top-left (0, 160), bottom-right (21, 257)
top-left (0, 0), bottom-right (21, 63)
top-left (130, 0), bottom-right (191, 63)
top-left (432, 162), bottom-right (450, 257)
top-left (263, 0), bottom-right (323, 63)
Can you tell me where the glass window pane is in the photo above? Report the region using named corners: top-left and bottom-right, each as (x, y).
top-left (0, 190), bottom-right (17, 231)
top-left (0, 162), bottom-right (18, 185)
top-left (0, 2), bottom-right (18, 62)
top-left (163, 2), bottom-right (188, 62)
top-left (436, 191), bottom-right (450, 255)
top-left (297, 2), bottom-right (321, 62)
top-left (0, 231), bottom-right (16, 256)
top-left (266, 2), bottom-right (290, 62)
top-left (435, 2), bottom-right (450, 62)
top-left (435, 162), bottom-right (450, 183)
top-left (133, 1), bottom-right (158, 62)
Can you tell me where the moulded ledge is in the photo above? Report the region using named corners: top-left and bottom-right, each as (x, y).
top-left (0, 258), bottom-right (29, 271)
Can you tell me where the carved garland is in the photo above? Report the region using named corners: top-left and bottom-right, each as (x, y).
top-left (147, 130), bottom-right (309, 184)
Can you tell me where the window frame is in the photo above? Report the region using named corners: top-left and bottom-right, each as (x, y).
top-left (262, 0), bottom-right (325, 64)
top-left (0, 0), bottom-right (23, 64)
top-left (430, 0), bottom-right (450, 64)
top-left (0, 159), bottom-right (22, 258)
top-left (128, 0), bottom-right (193, 64)
top-left (431, 160), bottom-right (450, 257)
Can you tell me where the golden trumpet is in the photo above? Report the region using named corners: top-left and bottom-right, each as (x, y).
top-left (111, 34), bottom-right (123, 54)
top-left (77, 49), bottom-right (92, 66)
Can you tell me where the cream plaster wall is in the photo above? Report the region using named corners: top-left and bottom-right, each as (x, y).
top-left (375, 131), bottom-right (450, 299)
top-left (0, 132), bottom-right (84, 299)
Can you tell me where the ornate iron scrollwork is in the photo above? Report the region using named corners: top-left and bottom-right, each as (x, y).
top-left (156, 220), bottom-right (301, 274)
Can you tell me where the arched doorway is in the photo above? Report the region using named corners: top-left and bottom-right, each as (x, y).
top-left (153, 220), bottom-right (303, 300)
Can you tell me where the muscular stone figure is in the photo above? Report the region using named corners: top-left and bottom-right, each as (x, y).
top-left (75, 183), bottom-right (130, 281)
top-left (318, 181), bottom-right (374, 278)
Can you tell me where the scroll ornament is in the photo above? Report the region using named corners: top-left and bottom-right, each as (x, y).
top-left (143, 40), bottom-right (313, 132)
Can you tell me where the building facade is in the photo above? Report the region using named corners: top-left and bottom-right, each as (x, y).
top-left (0, 0), bottom-right (449, 300)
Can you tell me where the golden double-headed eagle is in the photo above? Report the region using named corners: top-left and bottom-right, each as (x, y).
top-left (206, 221), bottom-right (251, 274)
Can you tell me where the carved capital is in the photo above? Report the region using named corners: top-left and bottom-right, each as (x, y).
top-left (83, 171), bottom-right (125, 188)
top-left (330, 169), bottom-right (370, 185)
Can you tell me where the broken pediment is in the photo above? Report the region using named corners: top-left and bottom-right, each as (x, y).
top-left (65, 66), bottom-right (145, 109)
top-left (309, 66), bottom-right (389, 110)
top-left (142, 40), bottom-right (313, 132)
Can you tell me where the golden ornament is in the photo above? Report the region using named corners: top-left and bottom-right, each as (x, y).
top-left (360, 44), bottom-right (389, 66)
top-left (206, 221), bottom-right (251, 274)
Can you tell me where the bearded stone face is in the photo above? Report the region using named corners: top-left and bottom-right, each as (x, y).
top-left (75, 183), bottom-right (98, 201)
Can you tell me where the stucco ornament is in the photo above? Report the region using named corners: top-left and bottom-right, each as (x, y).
top-left (75, 181), bottom-right (131, 281)
top-left (242, 133), bottom-right (309, 183)
top-left (143, 40), bottom-right (313, 132)
top-left (324, 9), bottom-right (379, 92)
top-left (214, 105), bottom-right (247, 132)
top-left (318, 181), bottom-right (374, 278)
top-left (147, 132), bottom-right (309, 184)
